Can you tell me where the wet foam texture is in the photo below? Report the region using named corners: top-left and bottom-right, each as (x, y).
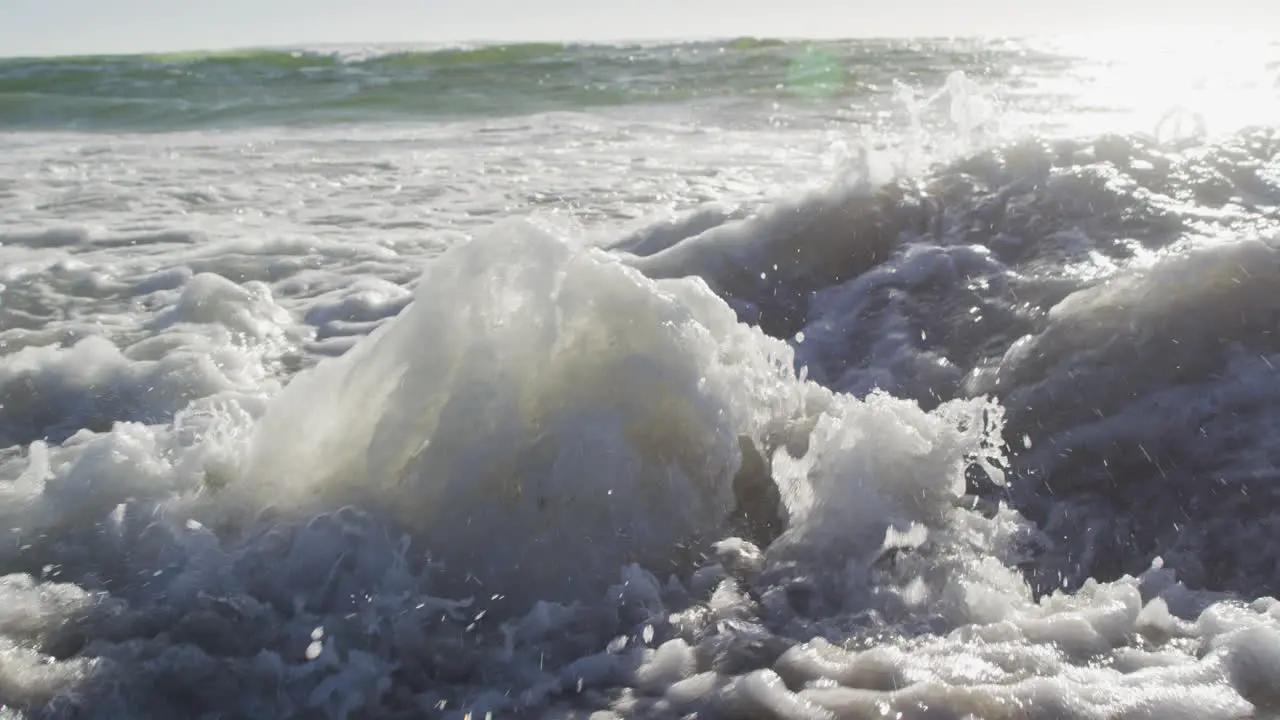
top-left (233, 220), bottom-right (814, 606)
top-left (7, 115), bottom-right (1280, 718)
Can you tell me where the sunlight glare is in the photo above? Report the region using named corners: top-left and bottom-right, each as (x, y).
top-left (1037, 32), bottom-right (1280, 139)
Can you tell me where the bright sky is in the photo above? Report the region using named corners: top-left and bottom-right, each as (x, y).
top-left (1, 0), bottom-right (1268, 58)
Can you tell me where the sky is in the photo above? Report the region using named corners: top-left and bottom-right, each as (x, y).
top-left (1, 0), bottom-right (1271, 58)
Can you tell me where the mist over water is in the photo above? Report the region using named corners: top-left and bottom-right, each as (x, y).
top-left (4, 35), bottom-right (1280, 719)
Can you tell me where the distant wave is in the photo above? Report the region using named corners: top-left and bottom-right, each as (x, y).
top-left (0, 38), bottom-right (1034, 132)
top-left (0, 37), bottom-right (866, 65)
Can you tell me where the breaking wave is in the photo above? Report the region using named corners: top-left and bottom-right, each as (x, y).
top-left (4, 120), bottom-right (1280, 719)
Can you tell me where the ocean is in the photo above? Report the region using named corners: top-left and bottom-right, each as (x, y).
top-left (3, 35), bottom-right (1280, 719)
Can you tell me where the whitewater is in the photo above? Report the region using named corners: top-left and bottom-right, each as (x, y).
top-left (4, 35), bottom-right (1280, 719)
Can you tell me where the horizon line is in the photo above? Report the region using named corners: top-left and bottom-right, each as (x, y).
top-left (0, 30), bottom-right (1225, 62)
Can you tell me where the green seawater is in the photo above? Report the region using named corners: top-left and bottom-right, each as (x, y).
top-left (0, 38), bottom-right (1055, 131)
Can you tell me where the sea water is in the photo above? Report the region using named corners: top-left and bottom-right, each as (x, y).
top-left (3, 35), bottom-right (1280, 719)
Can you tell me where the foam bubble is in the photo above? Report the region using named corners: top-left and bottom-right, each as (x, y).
top-left (232, 220), bottom-right (812, 607)
top-left (6, 116), bottom-right (1280, 718)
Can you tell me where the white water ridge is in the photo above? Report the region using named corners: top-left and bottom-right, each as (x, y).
top-left (237, 221), bottom-right (795, 606)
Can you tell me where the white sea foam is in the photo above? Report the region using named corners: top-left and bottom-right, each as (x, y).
top-left (4, 211), bottom-right (1280, 717)
top-left (232, 220), bottom-right (813, 605)
top-left (4, 45), bottom-right (1280, 719)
